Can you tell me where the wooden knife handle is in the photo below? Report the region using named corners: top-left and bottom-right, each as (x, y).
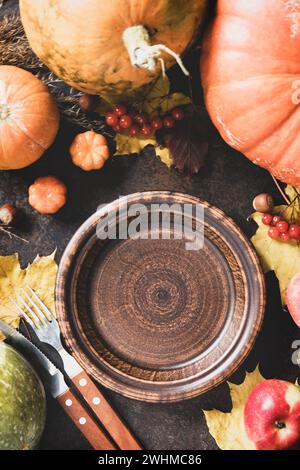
top-left (57, 388), bottom-right (116, 450)
top-left (71, 370), bottom-right (142, 450)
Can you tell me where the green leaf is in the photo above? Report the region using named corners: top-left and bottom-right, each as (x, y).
top-left (204, 368), bottom-right (264, 450)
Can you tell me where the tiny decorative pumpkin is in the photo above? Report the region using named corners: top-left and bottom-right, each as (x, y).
top-left (0, 65), bottom-right (59, 170)
top-left (70, 131), bottom-right (110, 171)
top-left (201, 0), bottom-right (300, 186)
top-left (29, 176), bottom-right (67, 214)
top-left (20, 0), bottom-right (208, 96)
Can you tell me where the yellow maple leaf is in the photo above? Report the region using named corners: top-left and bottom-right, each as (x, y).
top-left (204, 368), bottom-right (265, 450)
top-left (97, 80), bottom-right (158, 113)
top-left (0, 253), bottom-right (57, 328)
top-left (141, 76), bottom-right (191, 115)
top-left (97, 76), bottom-right (191, 117)
top-left (115, 133), bottom-right (156, 156)
top-left (285, 185), bottom-right (300, 208)
top-left (115, 133), bottom-right (173, 167)
top-left (251, 185), bottom-right (300, 305)
top-left (157, 146), bottom-right (173, 168)
top-left (0, 331), bottom-right (5, 342)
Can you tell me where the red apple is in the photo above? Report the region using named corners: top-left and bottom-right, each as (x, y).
top-left (286, 272), bottom-right (300, 328)
top-left (244, 380), bottom-right (300, 450)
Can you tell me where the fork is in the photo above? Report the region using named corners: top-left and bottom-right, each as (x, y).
top-left (10, 286), bottom-right (142, 451)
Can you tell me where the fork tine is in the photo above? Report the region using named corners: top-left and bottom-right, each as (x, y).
top-left (26, 286), bottom-right (53, 321)
top-left (19, 288), bottom-right (47, 326)
top-left (15, 292), bottom-right (42, 328)
top-left (9, 296), bottom-right (35, 328)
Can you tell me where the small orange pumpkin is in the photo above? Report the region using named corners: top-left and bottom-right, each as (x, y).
top-left (0, 66), bottom-right (59, 170)
top-left (70, 131), bottom-right (110, 171)
top-left (29, 176), bottom-right (67, 214)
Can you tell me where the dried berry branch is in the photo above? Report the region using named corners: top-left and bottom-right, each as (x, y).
top-left (0, 226), bottom-right (28, 243)
top-left (270, 174), bottom-right (290, 205)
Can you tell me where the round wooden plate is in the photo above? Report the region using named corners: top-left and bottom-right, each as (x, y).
top-left (56, 192), bottom-right (265, 402)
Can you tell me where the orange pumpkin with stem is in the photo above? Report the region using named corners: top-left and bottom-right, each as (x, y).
top-left (0, 66), bottom-right (59, 170)
top-left (201, 0), bottom-right (300, 186)
top-left (20, 0), bottom-right (208, 96)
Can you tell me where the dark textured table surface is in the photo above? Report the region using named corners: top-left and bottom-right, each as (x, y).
top-left (1, 0), bottom-right (300, 451)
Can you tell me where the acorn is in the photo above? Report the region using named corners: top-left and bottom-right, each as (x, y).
top-left (79, 94), bottom-right (99, 113)
top-left (0, 203), bottom-right (19, 226)
top-left (253, 193), bottom-right (274, 213)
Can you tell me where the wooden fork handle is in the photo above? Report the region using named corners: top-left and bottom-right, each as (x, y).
top-left (57, 388), bottom-right (116, 450)
top-left (71, 370), bottom-right (142, 450)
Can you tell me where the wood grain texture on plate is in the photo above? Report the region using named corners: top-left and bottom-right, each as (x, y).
top-left (56, 192), bottom-right (265, 402)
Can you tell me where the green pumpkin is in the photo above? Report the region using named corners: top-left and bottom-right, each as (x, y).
top-left (0, 342), bottom-right (46, 450)
top-left (20, 0), bottom-right (208, 96)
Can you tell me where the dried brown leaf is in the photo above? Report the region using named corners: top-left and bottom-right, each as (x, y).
top-left (157, 105), bottom-right (209, 174)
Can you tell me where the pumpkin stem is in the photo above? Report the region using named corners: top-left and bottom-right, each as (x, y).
top-left (123, 25), bottom-right (189, 77)
top-left (0, 104), bottom-right (10, 121)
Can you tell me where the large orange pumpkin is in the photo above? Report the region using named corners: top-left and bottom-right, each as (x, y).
top-left (0, 66), bottom-right (59, 170)
top-left (20, 0), bottom-right (207, 96)
top-left (201, 0), bottom-right (300, 186)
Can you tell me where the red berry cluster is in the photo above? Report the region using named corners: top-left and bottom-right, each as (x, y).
top-left (262, 213), bottom-right (300, 242)
top-left (105, 104), bottom-right (184, 137)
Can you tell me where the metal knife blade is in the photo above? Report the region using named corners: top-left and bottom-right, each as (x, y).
top-left (0, 320), bottom-right (68, 398)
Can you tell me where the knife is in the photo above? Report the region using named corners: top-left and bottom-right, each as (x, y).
top-left (0, 320), bottom-right (116, 450)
